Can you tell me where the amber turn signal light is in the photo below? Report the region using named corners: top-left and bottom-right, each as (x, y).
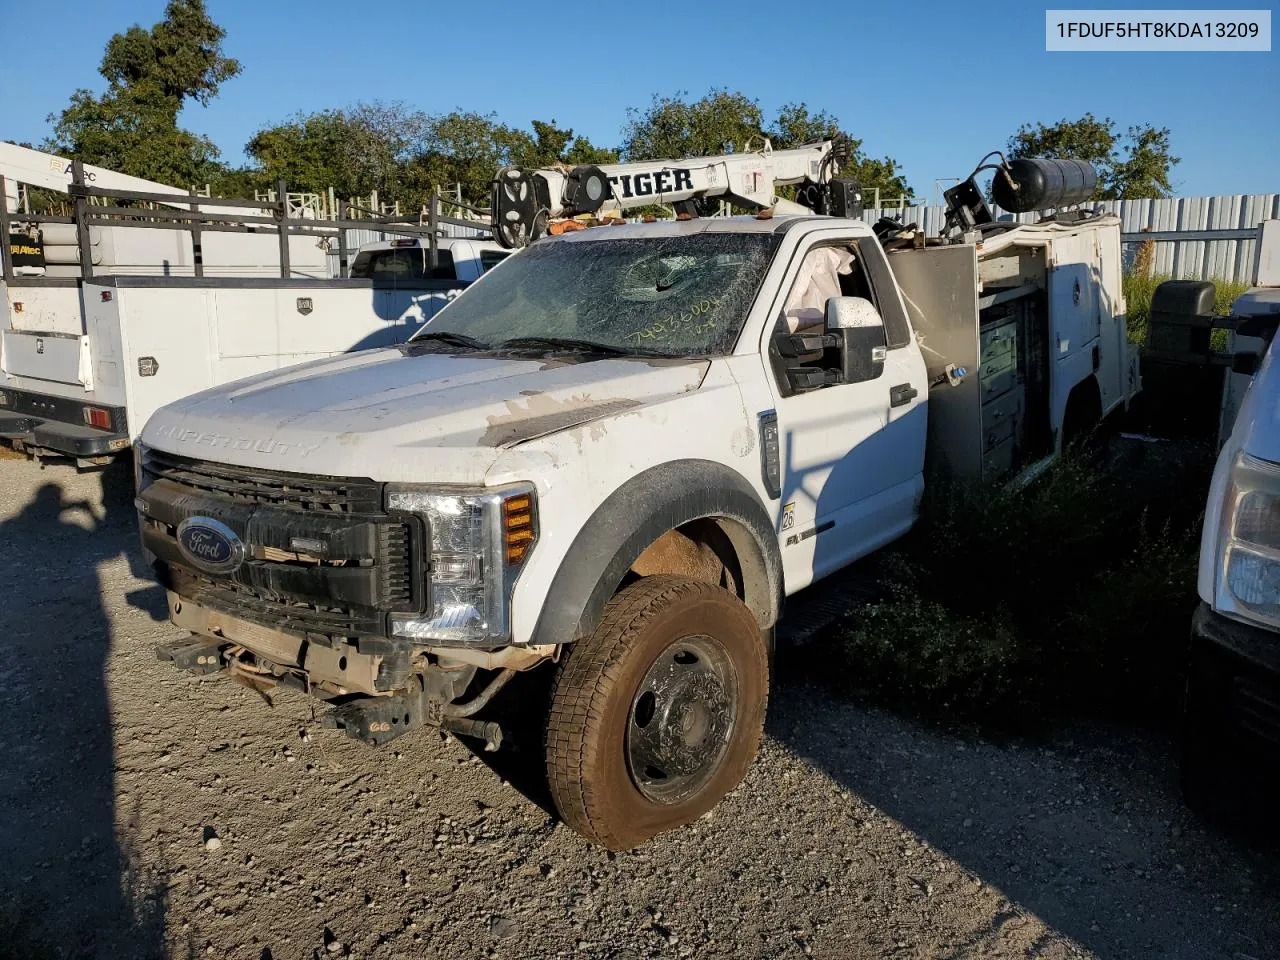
top-left (502, 493), bottom-right (537, 564)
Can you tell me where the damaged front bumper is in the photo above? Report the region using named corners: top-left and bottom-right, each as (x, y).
top-left (157, 593), bottom-right (553, 749)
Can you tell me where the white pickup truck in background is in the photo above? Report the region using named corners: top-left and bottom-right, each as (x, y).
top-left (134, 144), bottom-right (1142, 849)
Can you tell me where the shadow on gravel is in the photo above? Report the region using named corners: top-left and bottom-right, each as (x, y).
top-left (767, 669), bottom-right (1280, 960)
top-left (456, 666), bottom-right (559, 818)
top-left (0, 470), bottom-right (169, 957)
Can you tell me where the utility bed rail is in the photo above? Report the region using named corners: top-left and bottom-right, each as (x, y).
top-left (0, 161), bottom-right (493, 284)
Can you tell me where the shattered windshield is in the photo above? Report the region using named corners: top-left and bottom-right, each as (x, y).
top-left (412, 233), bottom-right (780, 357)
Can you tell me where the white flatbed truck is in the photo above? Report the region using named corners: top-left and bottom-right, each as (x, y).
top-left (135, 142), bottom-right (1140, 848)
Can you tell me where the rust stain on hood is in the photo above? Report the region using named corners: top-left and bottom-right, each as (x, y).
top-left (481, 392), bottom-right (640, 447)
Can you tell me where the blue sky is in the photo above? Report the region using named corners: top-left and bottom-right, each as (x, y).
top-left (2, 1), bottom-right (1276, 198)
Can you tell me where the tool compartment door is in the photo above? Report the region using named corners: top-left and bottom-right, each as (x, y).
top-left (0, 330), bottom-right (91, 386)
top-left (888, 244), bottom-right (982, 478)
top-left (1093, 222), bottom-right (1126, 414)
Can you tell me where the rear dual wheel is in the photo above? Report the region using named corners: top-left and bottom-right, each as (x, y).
top-left (544, 575), bottom-right (769, 850)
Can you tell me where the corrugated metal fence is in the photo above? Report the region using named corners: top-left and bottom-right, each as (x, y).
top-left (860, 193), bottom-right (1280, 284)
top-left (329, 194), bottom-right (1279, 284)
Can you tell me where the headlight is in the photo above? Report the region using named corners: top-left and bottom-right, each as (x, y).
top-left (1217, 453), bottom-right (1280, 628)
top-left (133, 440), bottom-right (151, 496)
top-left (386, 483), bottom-right (537, 646)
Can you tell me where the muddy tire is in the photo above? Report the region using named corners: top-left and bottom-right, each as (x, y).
top-left (544, 575), bottom-right (769, 849)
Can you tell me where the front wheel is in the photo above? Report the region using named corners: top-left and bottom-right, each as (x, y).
top-left (545, 575), bottom-right (769, 849)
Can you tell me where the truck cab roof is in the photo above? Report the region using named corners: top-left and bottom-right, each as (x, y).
top-left (355, 235), bottom-right (506, 254)
top-left (350, 235), bottom-right (509, 283)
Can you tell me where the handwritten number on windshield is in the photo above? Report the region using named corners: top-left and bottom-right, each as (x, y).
top-left (631, 296), bottom-right (723, 344)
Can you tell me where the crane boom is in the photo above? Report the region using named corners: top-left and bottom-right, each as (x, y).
top-left (489, 138), bottom-right (860, 248)
top-left (0, 142), bottom-right (265, 217)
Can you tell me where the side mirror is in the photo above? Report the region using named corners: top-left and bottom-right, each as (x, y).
top-left (1147, 280), bottom-right (1216, 362)
top-left (826, 296), bottom-right (887, 384)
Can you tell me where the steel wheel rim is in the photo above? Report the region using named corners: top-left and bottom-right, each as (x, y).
top-left (625, 634), bottom-right (739, 804)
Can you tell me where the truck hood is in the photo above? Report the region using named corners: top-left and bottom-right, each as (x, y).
top-left (141, 348), bottom-right (709, 483)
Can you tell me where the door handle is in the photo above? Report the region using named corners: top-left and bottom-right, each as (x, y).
top-left (889, 383), bottom-right (918, 407)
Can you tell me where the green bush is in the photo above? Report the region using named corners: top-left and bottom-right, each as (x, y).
top-left (816, 447), bottom-right (1209, 730)
top-left (837, 571), bottom-right (1022, 722)
top-left (1124, 270), bottom-right (1252, 345)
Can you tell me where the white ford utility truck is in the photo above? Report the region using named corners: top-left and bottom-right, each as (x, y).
top-left (1146, 220), bottom-right (1280, 821)
top-left (0, 143), bottom-right (504, 463)
top-left (136, 143), bottom-right (1140, 848)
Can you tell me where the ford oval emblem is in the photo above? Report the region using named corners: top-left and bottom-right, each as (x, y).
top-left (176, 516), bottom-right (245, 575)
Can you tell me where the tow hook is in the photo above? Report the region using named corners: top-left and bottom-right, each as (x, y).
top-left (324, 698), bottom-right (506, 751)
top-left (154, 636), bottom-right (228, 675)
top-left (323, 669), bottom-right (516, 749)
top-left (323, 693), bottom-right (425, 746)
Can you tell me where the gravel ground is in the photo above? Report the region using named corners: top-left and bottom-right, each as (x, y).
top-left (2, 457), bottom-right (1278, 960)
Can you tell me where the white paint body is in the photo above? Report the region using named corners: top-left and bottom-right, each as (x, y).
top-left (977, 217), bottom-right (1136, 432)
top-left (141, 215), bottom-right (1136, 643)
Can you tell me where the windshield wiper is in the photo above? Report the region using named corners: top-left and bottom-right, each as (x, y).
top-left (407, 331), bottom-right (491, 351)
top-left (496, 336), bottom-right (676, 359)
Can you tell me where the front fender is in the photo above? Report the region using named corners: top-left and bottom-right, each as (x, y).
top-left (528, 459), bottom-right (783, 648)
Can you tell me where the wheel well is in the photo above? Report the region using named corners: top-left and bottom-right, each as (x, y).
top-left (626, 517), bottom-right (774, 628)
top-left (1061, 375), bottom-right (1103, 449)
top-left (527, 459), bottom-right (784, 649)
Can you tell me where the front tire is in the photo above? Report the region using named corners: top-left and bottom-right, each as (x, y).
top-left (545, 575), bottom-right (769, 849)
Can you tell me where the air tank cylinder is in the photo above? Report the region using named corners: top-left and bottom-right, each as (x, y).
top-left (991, 158), bottom-right (1098, 213)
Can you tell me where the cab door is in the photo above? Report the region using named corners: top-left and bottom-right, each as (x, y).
top-left (761, 235), bottom-right (927, 592)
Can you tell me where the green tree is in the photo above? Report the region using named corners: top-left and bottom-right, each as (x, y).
top-left (621, 89), bottom-right (766, 160)
top-left (1006, 113), bottom-right (1179, 199)
top-left (46, 0), bottom-right (240, 187)
top-left (769, 102), bottom-right (913, 201)
top-left (1108, 124), bottom-right (1179, 199)
top-left (410, 113), bottom-right (618, 206)
top-left (507, 120), bottom-right (619, 170)
top-left (622, 93), bottom-right (912, 202)
top-left (247, 111), bottom-right (360, 195)
top-left (247, 102), bottom-right (429, 203)
top-left (563, 134), bottom-right (619, 166)
top-left (410, 111), bottom-right (522, 205)
top-left (768, 102), bottom-right (841, 146)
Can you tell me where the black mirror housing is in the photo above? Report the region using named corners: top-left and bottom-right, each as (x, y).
top-left (1148, 279), bottom-right (1217, 360)
top-left (1232, 351), bottom-right (1261, 376)
top-left (840, 329), bottom-right (888, 383)
top-left (826, 296), bottom-right (887, 384)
